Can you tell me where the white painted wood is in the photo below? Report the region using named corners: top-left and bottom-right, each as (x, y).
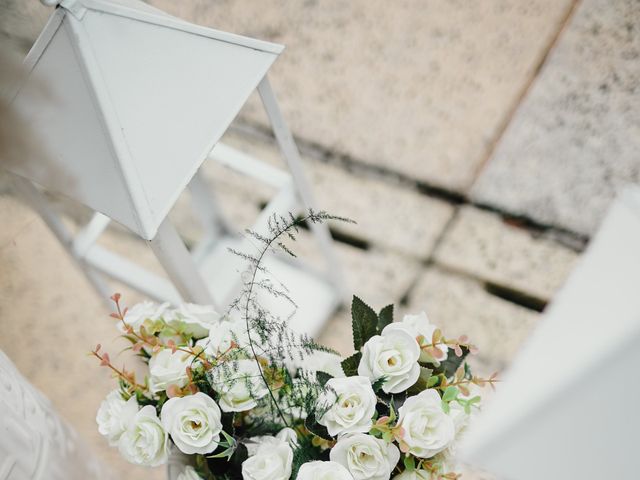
top-left (209, 142), bottom-right (291, 189)
top-left (258, 77), bottom-right (348, 301)
top-left (148, 219), bottom-right (217, 306)
top-left (72, 213), bottom-right (111, 258)
top-left (462, 187), bottom-right (640, 480)
top-left (83, 245), bottom-right (182, 304)
top-left (0, 349), bottom-right (112, 480)
top-left (9, 0), bottom-right (282, 240)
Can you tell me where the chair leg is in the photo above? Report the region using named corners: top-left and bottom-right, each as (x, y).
top-left (257, 76), bottom-right (348, 303)
top-left (147, 218), bottom-right (217, 307)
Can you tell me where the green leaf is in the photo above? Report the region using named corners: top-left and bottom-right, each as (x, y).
top-left (304, 412), bottom-right (332, 441)
top-left (316, 371), bottom-right (333, 387)
top-left (434, 346), bottom-right (470, 378)
top-left (371, 376), bottom-right (387, 393)
top-left (404, 455), bottom-right (416, 471)
top-left (377, 304), bottom-right (394, 333)
top-left (426, 375), bottom-right (440, 388)
top-left (442, 386), bottom-right (459, 403)
top-left (351, 296), bottom-right (379, 350)
top-left (441, 400), bottom-right (450, 414)
top-left (341, 352), bottom-right (362, 377)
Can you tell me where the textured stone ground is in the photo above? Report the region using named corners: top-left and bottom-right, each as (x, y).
top-left (1, 0), bottom-right (637, 478)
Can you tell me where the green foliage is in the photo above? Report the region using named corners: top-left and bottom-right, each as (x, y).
top-left (442, 386), bottom-right (459, 403)
top-left (315, 371), bottom-right (333, 387)
top-left (403, 455), bottom-right (416, 471)
top-left (304, 412), bottom-right (332, 441)
top-left (377, 304), bottom-right (394, 332)
top-left (434, 346), bottom-right (470, 378)
top-left (371, 376), bottom-right (387, 393)
top-left (341, 352), bottom-right (362, 377)
top-left (351, 296), bottom-right (378, 350)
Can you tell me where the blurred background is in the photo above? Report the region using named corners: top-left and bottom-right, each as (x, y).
top-left (1, 0), bottom-right (638, 478)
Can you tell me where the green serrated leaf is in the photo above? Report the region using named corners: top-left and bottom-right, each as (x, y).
top-left (316, 371), bottom-right (334, 387)
top-left (377, 304), bottom-right (394, 333)
top-left (351, 296), bottom-right (379, 350)
top-left (304, 412), bottom-right (333, 441)
top-left (341, 352), bottom-right (362, 377)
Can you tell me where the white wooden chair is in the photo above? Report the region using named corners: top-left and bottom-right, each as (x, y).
top-left (5, 0), bottom-right (346, 338)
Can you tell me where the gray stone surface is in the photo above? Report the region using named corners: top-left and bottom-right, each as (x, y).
top-left (150, 0), bottom-right (574, 192)
top-left (472, 0), bottom-right (640, 236)
top-left (405, 266), bottom-right (539, 373)
top-left (211, 130), bottom-right (455, 259)
top-left (433, 206), bottom-right (578, 301)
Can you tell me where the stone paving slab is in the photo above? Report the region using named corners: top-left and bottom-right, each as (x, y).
top-left (209, 130), bottom-right (455, 259)
top-left (471, 0), bottom-right (640, 236)
top-left (0, 195), bottom-right (164, 480)
top-left (150, 0), bottom-right (574, 192)
top-left (433, 206), bottom-right (578, 301)
top-left (405, 266), bottom-right (539, 373)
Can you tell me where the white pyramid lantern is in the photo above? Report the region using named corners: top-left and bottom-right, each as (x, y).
top-left (461, 187), bottom-right (640, 479)
top-left (5, 0), bottom-right (345, 335)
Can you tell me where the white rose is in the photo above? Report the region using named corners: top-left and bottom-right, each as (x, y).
top-left (317, 376), bottom-right (376, 436)
top-left (306, 351), bottom-right (346, 378)
top-left (96, 390), bottom-right (139, 446)
top-left (119, 301), bottom-right (171, 333)
top-left (242, 433), bottom-right (293, 480)
top-left (204, 319), bottom-right (249, 356)
top-left (177, 466), bottom-right (203, 480)
top-left (397, 389), bottom-right (455, 458)
top-left (330, 433), bottom-right (400, 480)
top-left (171, 303), bottom-right (220, 339)
top-left (161, 392), bottom-right (223, 455)
top-left (385, 312), bottom-right (448, 364)
top-left (211, 359), bottom-right (269, 412)
top-left (358, 325), bottom-right (420, 394)
top-left (118, 405), bottom-right (168, 467)
top-left (392, 469), bottom-right (432, 480)
top-left (297, 461), bottom-right (354, 480)
top-left (149, 349), bottom-right (192, 393)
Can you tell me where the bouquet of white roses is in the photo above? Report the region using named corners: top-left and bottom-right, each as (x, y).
top-left (93, 212), bottom-right (496, 480)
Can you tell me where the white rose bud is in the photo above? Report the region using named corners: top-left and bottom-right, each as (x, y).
top-left (297, 461), bottom-right (354, 480)
top-left (172, 303), bottom-right (220, 339)
top-left (317, 376), bottom-right (377, 436)
top-left (330, 434), bottom-right (400, 480)
top-left (161, 392), bottom-right (223, 455)
top-left (212, 359), bottom-right (269, 412)
top-left (177, 466), bottom-right (204, 480)
top-left (241, 434), bottom-right (293, 480)
top-left (148, 349), bottom-right (192, 393)
top-left (119, 301), bottom-right (170, 333)
top-left (358, 325), bottom-right (420, 394)
top-left (397, 389), bottom-right (455, 458)
top-left (96, 390), bottom-right (139, 446)
top-left (385, 312), bottom-right (448, 364)
top-left (118, 405), bottom-right (168, 467)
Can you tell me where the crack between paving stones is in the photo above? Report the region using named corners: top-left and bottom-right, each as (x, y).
top-left (468, 0), bottom-right (583, 186)
top-left (229, 121), bottom-right (588, 253)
